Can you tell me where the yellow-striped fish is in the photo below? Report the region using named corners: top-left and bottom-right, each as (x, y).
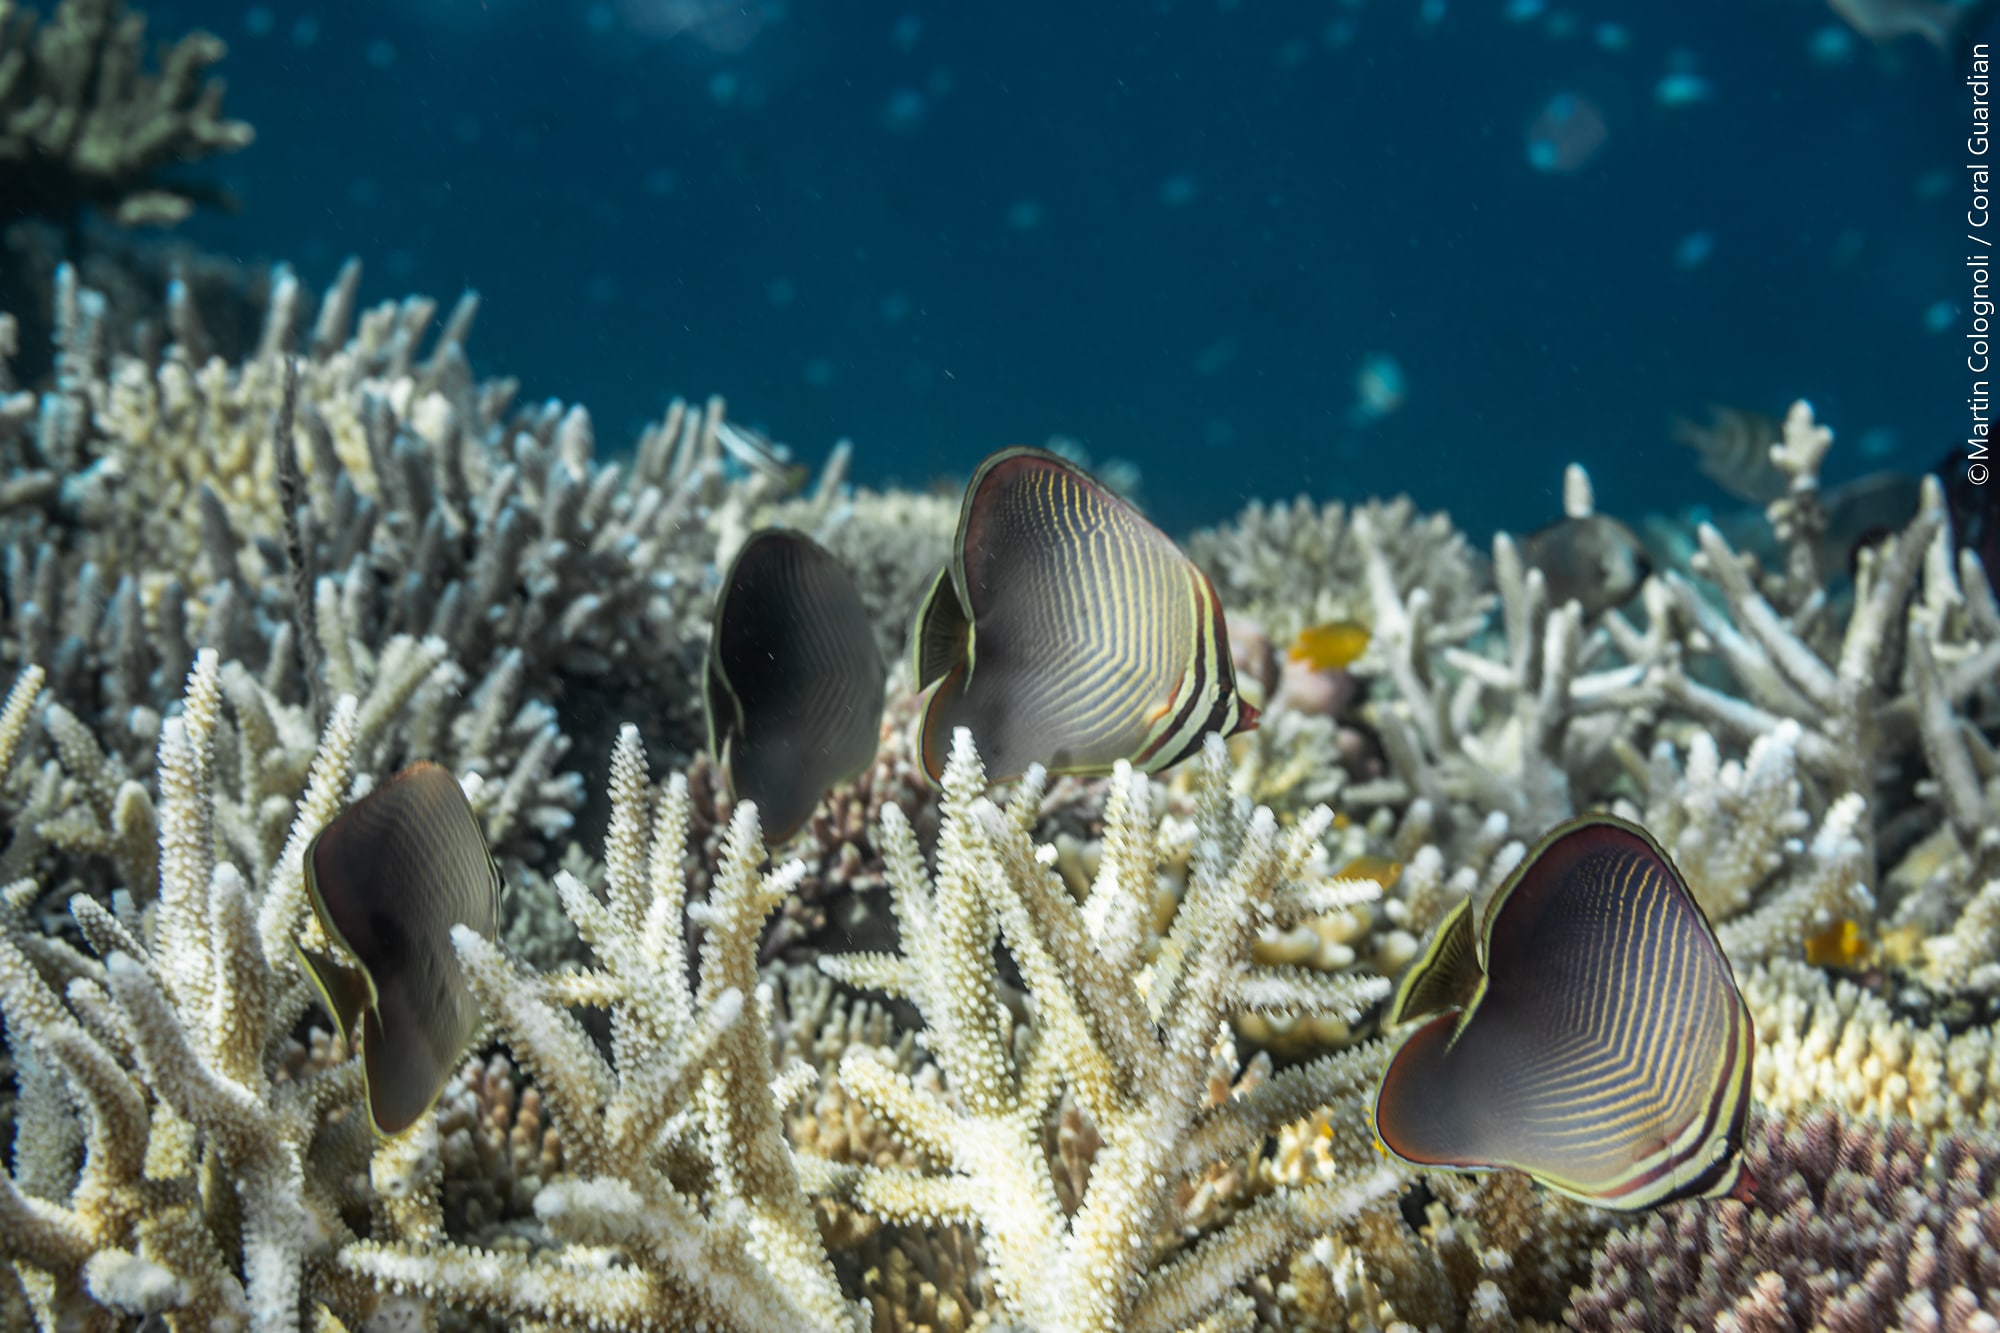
top-left (706, 529), bottom-right (887, 844)
top-left (913, 446), bottom-right (1257, 783)
top-left (1375, 814), bottom-right (1753, 1210)
top-left (298, 763), bottom-right (502, 1137)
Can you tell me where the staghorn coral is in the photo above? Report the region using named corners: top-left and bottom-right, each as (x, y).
top-left (816, 733), bottom-right (1397, 1333)
top-left (0, 0), bottom-right (254, 229)
top-left (1187, 493), bottom-right (1492, 652)
top-left (1745, 957), bottom-right (2000, 1137)
top-left (3, 228), bottom-right (2000, 1333)
top-left (1565, 1108), bottom-right (2000, 1332)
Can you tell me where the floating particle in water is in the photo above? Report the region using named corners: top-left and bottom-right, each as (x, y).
top-left (348, 178), bottom-right (381, 207)
top-left (293, 15), bottom-right (319, 46)
top-left (1504, 0), bottom-right (1544, 23)
top-left (1674, 229), bottom-right (1716, 271)
top-left (709, 71), bottom-right (740, 105)
top-left (1831, 228), bottom-right (1864, 267)
top-left (1277, 37), bottom-right (1311, 66)
top-left (1655, 72), bottom-right (1714, 105)
top-left (881, 292), bottom-right (911, 322)
top-left (622, 0), bottom-right (778, 53)
top-left (1542, 11), bottom-right (1578, 38)
top-left (245, 6), bottom-right (274, 36)
top-left (1525, 92), bottom-right (1608, 173)
top-left (1006, 199), bottom-right (1045, 231)
top-left (387, 250), bottom-right (417, 279)
top-left (804, 357), bottom-right (835, 387)
top-left (1916, 168), bottom-right (1950, 199)
top-left (1419, 0), bottom-right (1446, 27)
top-left (365, 38), bottom-right (397, 68)
top-left (1807, 23), bottom-right (1857, 63)
top-left (1159, 174), bottom-right (1200, 207)
top-left (1925, 299), bottom-right (1956, 333)
top-left (1594, 21), bottom-right (1629, 50)
top-left (454, 114), bottom-right (482, 143)
top-left (892, 13), bottom-right (921, 50)
top-left (1858, 427), bottom-right (1899, 460)
top-left (587, 276), bottom-right (619, 305)
top-left (586, 4), bottom-right (616, 33)
top-left (1349, 353), bottom-right (1406, 425)
top-left (881, 88), bottom-right (928, 133)
top-left (1195, 334), bottom-right (1240, 376)
top-left (644, 167), bottom-right (679, 196)
top-left (1324, 16), bottom-right (1357, 46)
top-left (765, 277), bottom-right (795, 307)
top-left (1205, 418), bottom-right (1237, 448)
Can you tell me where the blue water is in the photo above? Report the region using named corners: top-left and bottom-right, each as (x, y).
top-left (157, 0), bottom-right (1983, 539)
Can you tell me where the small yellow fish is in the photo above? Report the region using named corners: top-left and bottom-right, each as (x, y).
top-left (1336, 855), bottom-right (1401, 892)
top-left (1289, 621), bottom-right (1371, 671)
top-left (1803, 917), bottom-right (1873, 970)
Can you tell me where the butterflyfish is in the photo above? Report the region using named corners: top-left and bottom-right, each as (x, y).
top-left (1289, 620), bottom-right (1371, 672)
top-left (1374, 814), bottom-right (1754, 1211)
top-left (299, 762), bottom-right (503, 1137)
top-left (1518, 514), bottom-right (1651, 617)
top-left (706, 528), bottom-right (887, 843)
top-left (1672, 407), bottom-right (1787, 504)
top-left (912, 446), bottom-right (1258, 783)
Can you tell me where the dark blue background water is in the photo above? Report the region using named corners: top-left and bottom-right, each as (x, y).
top-left (151, 0), bottom-right (1983, 540)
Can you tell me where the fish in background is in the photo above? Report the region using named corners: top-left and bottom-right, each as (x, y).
top-left (1936, 446), bottom-right (1999, 596)
top-left (705, 528), bottom-right (887, 843)
top-left (1525, 92), bottom-right (1609, 173)
top-left (1375, 815), bottom-right (1754, 1211)
top-left (1347, 353), bottom-right (1407, 427)
top-left (1672, 406), bottom-right (1788, 504)
top-left (1827, 0), bottom-right (1998, 51)
top-left (913, 447), bottom-right (1257, 784)
top-left (1519, 514), bottom-right (1651, 616)
top-left (298, 763), bottom-right (502, 1137)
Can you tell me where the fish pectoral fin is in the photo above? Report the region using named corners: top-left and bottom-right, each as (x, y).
top-left (297, 943), bottom-right (372, 1049)
top-left (912, 565), bottom-right (971, 691)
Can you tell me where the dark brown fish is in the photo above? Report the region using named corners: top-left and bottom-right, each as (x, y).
top-left (1375, 815), bottom-right (1753, 1210)
top-left (705, 528), bottom-right (887, 843)
top-left (299, 762), bottom-right (502, 1137)
top-left (1519, 514), bottom-right (1651, 616)
top-left (913, 447), bottom-right (1257, 783)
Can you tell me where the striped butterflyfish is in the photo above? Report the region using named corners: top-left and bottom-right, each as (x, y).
top-left (1374, 814), bottom-right (1753, 1211)
top-left (912, 446), bottom-right (1258, 783)
top-left (705, 528), bottom-right (887, 843)
top-left (298, 762), bottom-right (503, 1137)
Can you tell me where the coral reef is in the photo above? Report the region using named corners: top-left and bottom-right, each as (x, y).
top-left (0, 0), bottom-right (254, 228)
top-left (1567, 1108), bottom-right (2000, 1331)
top-left (0, 246), bottom-right (1997, 1333)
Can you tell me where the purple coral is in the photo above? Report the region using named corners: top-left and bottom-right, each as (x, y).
top-left (1565, 1108), bottom-right (2000, 1333)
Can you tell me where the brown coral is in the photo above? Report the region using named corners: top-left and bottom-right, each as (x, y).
top-left (1564, 1108), bottom-right (2000, 1332)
